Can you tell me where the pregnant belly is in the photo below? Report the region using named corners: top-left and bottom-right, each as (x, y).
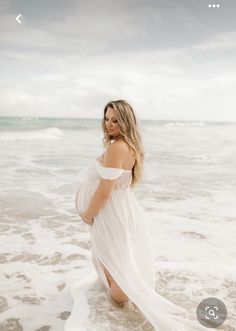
top-left (75, 180), bottom-right (99, 214)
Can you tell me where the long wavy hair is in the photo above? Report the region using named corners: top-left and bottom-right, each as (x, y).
top-left (101, 100), bottom-right (145, 189)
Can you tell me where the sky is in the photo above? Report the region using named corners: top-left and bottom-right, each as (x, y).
top-left (0, 0), bottom-right (236, 121)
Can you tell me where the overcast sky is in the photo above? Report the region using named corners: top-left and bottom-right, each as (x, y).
top-left (0, 0), bottom-right (236, 121)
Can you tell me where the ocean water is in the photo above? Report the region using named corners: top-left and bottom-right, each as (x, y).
top-left (0, 117), bottom-right (235, 331)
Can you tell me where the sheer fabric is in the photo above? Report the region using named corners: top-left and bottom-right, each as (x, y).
top-left (65, 160), bottom-right (206, 331)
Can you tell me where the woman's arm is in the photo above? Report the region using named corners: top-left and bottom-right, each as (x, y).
top-left (81, 141), bottom-right (127, 224)
top-left (81, 189), bottom-right (110, 223)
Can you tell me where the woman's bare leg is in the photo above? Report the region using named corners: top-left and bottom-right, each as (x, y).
top-left (103, 266), bottom-right (129, 305)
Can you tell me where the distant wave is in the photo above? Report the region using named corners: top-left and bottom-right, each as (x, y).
top-left (0, 127), bottom-right (63, 141)
top-left (163, 121), bottom-right (207, 128)
top-left (0, 117), bottom-right (99, 131)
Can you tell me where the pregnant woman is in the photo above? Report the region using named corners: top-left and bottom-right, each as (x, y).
top-left (66, 100), bottom-right (205, 331)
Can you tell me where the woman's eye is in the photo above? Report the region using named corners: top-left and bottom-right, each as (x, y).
top-left (105, 118), bottom-right (117, 123)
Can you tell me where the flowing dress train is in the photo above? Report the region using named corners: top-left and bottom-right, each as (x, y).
top-left (65, 160), bottom-right (206, 331)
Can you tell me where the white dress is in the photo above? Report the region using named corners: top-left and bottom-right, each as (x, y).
top-left (64, 159), bottom-right (206, 331)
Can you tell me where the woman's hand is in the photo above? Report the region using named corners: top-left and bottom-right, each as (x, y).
top-left (79, 212), bottom-right (94, 225)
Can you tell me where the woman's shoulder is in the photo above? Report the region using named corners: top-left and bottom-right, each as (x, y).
top-left (110, 139), bottom-right (130, 151)
top-left (107, 140), bottom-right (133, 159)
top-left (107, 139), bottom-right (135, 166)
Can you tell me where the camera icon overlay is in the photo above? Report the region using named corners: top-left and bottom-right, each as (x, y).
top-left (196, 297), bottom-right (227, 328)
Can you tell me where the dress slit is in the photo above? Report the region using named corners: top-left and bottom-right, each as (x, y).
top-left (66, 159), bottom-right (208, 331)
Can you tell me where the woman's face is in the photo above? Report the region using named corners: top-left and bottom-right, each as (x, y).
top-left (105, 107), bottom-right (121, 140)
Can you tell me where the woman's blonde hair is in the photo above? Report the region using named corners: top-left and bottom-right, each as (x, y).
top-left (101, 100), bottom-right (144, 189)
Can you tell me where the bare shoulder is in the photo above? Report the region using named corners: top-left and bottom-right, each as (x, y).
top-left (109, 139), bottom-right (130, 153)
top-left (103, 140), bottom-right (131, 168)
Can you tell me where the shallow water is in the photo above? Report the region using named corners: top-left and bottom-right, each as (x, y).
top-left (0, 118), bottom-right (235, 330)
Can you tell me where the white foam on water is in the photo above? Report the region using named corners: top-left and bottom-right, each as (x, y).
top-left (0, 120), bottom-right (235, 330)
top-left (0, 127), bottom-right (63, 141)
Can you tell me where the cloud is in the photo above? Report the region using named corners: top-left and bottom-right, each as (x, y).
top-left (192, 31), bottom-right (236, 51)
top-left (0, 0), bottom-right (235, 121)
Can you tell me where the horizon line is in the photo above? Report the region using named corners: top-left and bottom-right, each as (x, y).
top-left (0, 115), bottom-right (235, 124)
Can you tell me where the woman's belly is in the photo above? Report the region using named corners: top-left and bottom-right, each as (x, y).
top-left (75, 180), bottom-right (99, 214)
